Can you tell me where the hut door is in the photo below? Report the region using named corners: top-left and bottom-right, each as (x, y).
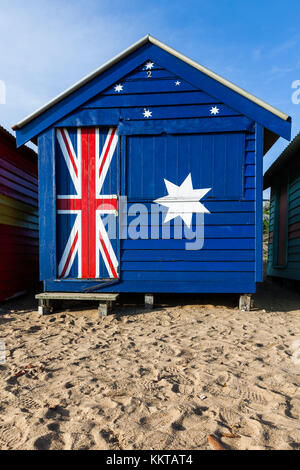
top-left (56, 127), bottom-right (119, 279)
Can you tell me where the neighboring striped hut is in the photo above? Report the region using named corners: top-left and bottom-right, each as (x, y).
top-left (264, 134), bottom-right (300, 280)
top-left (0, 126), bottom-right (38, 301)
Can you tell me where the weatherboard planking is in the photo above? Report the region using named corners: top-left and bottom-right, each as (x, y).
top-left (120, 249), bottom-right (255, 262)
top-left (83, 91), bottom-right (221, 108)
top-left (121, 261), bottom-right (255, 272)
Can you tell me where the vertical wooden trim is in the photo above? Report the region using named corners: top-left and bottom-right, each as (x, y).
top-left (255, 124), bottom-right (263, 282)
top-left (38, 128), bottom-right (57, 283)
top-left (120, 135), bottom-right (127, 197)
top-left (277, 178), bottom-right (288, 266)
top-left (116, 133), bottom-right (121, 278)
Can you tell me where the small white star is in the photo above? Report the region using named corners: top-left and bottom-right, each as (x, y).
top-left (143, 108), bottom-right (152, 118)
top-left (175, 81), bottom-right (181, 86)
top-left (210, 106), bottom-right (220, 115)
top-left (114, 84), bottom-right (123, 93)
top-left (145, 61), bottom-right (154, 70)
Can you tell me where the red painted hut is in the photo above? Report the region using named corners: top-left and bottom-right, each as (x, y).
top-left (0, 126), bottom-right (38, 301)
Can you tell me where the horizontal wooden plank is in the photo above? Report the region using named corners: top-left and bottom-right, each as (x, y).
top-left (123, 210), bottom-right (255, 225)
top-left (267, 267), bottom-right (300, 281)
top-left (289, 230), bottom-right (300, 240)
top-left (0, 269), bottom-right (38, 282)
top-left (288, 182), bottom-right (300, 196)
top-left (287, 252), bottom-right (300, 261)
top-left (245, 165), bottom-right (255, 177)
top-left (0, 185), bottom-right (38, 207)
top-left (121, 249), bottom-right (255, 262)
top-left (0, 158), bottom-right (38, 186)
top-left (0, 167), bottom-right (38, 193)
top-left (0, 223), bottom-right (38, 239)
top-left (289, 201), bottom-right (300, 214)
top-left (0, 245), bottom-right (38, 255)
top-left (121, 271), bottom-right (255, 281)
top-left (83, 91), bottom-right (221, 108)
top-left (244, 189), bottom-right (255, 200)
top-left (245, 152), bottom-right (255, 164)
top-left (117, 116), bottom-right (254, 135)
top-left (0, 202), bottom-right (38, 224)
top-left (0, 177), bottom-right (38, 201)
top-left (0, 213), bottom-right (38, 230)
top-left (0, 193), bottom-right (38, 216)
top-left (121, 238), bottom-right (255, 250)
top-left (0, 141), bottom-right (37, 176)
top-left (288, 190), bottom-right (300, 204)
top-left (245, 176), bottom-right (255, 189)
top-left (288, 221), bottom-right (300, 233)
top-left (125, 69), bottom-right (176, 80)
top-left (36, 292), bottom-right (119, 301)
top-left (124, 200), bottom-right (255, 212)
top-left (103, 78), bottom-right (198, 94)
top-left (0, 284), bottom-right (35, 302)
top-left (120, 225), bottom-right (255, 238)
top-left (245, 140), bottom-right (255, 151)
top-left (45, 278), bottom-right (256, 294)
top-left (136, 63), bottom-right (164, 71)
top-left (121, 261), bottom-right (255, 272)
top-left (82, 103), bottom-right (240, 120)
top-left (0, 253), bottom-right (38, 267)
top-left (0, 235), bottom-right (39, 247)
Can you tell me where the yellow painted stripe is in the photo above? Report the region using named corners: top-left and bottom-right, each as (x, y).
top-left (0, 194), bottom-right (38, 229)
top-left (0, 202), bottom-right (38, 222)
top-left (0, 212), bottom-right (38, 230)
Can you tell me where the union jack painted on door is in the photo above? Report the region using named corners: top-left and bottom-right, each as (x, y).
top-left (56, 127), bottom-right (119, 279)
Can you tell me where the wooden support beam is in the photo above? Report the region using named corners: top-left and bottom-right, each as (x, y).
top-left (98, 301), bottom-right (113, 317)
top-left (239, 294), bottom-right (252, 312)
top-left (38, 299), bottom-right (52, 316)
top-left (145, 294), bottom-right (154, 309)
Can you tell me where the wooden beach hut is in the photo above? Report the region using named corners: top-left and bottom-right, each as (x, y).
top-left (12, 35), bottom-right (291, 313)
top-left (264, 133), bottom-right (300, 280)
top-left (0, 125), bottom-right (38, 301)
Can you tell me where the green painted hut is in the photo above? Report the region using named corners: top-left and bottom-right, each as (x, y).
top-left (264, 133), bottom-right (300, 279)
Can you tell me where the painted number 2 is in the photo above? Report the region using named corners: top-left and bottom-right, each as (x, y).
top-left (147, 71), bottom-right (152, 78)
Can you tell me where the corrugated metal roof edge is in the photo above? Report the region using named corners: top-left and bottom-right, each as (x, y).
top-left (264, 133), bottom-right (300, 189)
top-left (12, 34), bottom-right (290, 131)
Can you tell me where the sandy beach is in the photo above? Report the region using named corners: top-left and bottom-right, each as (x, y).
top-left (0, 278), bottom-right (300, 450)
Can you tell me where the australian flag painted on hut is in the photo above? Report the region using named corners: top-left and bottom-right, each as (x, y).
top-left (13, 35), bottom-right (291, 295)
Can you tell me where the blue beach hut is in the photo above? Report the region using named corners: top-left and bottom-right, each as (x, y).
top-left (13, 35), bottom-right (291, 313)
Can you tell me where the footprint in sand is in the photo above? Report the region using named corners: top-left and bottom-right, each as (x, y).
top-left (34, 433), bottom-right (65, 450)
top-left (0, 425), bottom-right (26, 449)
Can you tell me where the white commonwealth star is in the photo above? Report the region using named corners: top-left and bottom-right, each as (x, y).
top-left (145, 61), bottom-right (154, 70)
top-left (210, 106), bottom-right (220, 115)
top-left (143, 108), bottom-right (152, 118)
top-left (154, 174), bottom-right (211, 228)
top-left (114, 84), bottom-right (123, 93)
